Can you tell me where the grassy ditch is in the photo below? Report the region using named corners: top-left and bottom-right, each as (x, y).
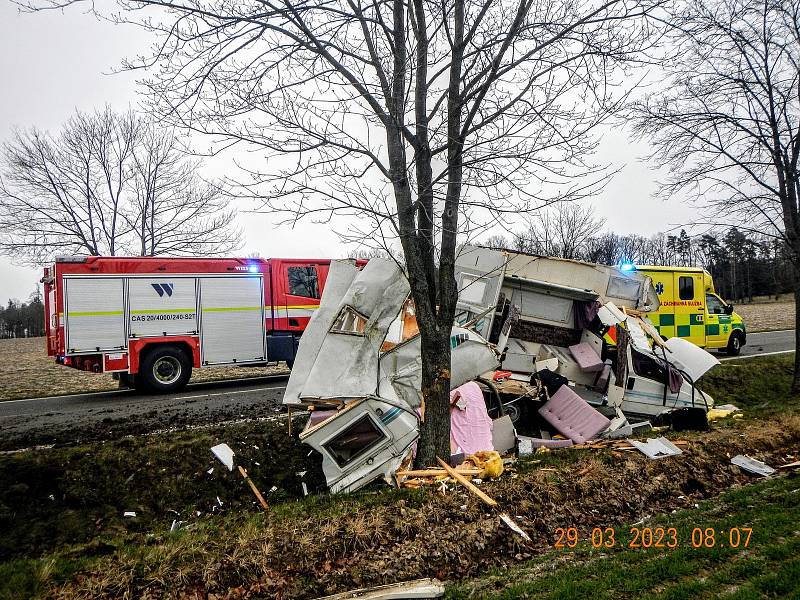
top-left (0, 356), bottom-right (798, 599)
top-left (445, 474), bottom-right (800, 599)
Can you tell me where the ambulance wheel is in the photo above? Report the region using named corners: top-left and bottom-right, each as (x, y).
top-left (140, 345), bottom-right (192, 393)
top-left (726, 333), bottom-right (743, 356)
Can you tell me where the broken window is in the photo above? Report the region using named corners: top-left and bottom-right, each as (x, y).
top-left (678, 276), bottom-right (694, 301)
top-left (288, 266), bottom-right (320, 299)
top-left (330, 305), bottom-right (368, 335)
top-left (322, 414), bottom-right (387, 467)
top-left (381, 298), bottom-right (419, 351)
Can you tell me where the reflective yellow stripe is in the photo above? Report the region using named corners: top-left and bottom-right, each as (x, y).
top-left (202, 306), bottom-right (262, 312)
top-left (264, 305), bottom-right (319, 310)
top-left (131, 309), bottom-right (195, 315)
top-left (67, 310), bottom-right (123, 317)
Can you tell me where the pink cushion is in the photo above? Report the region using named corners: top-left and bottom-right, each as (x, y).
top-left (538, 386), bottom-right (610, 444)
top-left (569, 342), bottom-right (603, 373)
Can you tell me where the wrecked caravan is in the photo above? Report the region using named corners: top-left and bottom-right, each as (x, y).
top-left (454, 245), bottom-right (718, 421)
top-left (283, 259), bottom-right (500, 493)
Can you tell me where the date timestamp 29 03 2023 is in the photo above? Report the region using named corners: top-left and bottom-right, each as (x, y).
top-left (554, 526), bottom-right (753, 550)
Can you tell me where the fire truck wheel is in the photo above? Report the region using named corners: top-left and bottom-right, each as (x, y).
top-left (140, 345), bottom-right (192, 393)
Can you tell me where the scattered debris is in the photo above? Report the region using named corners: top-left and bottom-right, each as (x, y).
top-left (313, 578), bottom-right (445, 600)
top-left (210, 443), bottom-right (235, 471)
top-left (628, 437), bottom-right (684, 459)
top-left (238, 466), bottom-right (269, 513)
top-left (779, 460), bottom-right (800, 470)
top-left (499, 513), bottom-right (531, 542)
top-left (732, 455), bottom-right (776, 476)
top-left (169, 519), bottom-right (184, 533)
top-left (123, 511), bottom-right (136, 518)
top-left (436, 457), bottom-right (498, 507)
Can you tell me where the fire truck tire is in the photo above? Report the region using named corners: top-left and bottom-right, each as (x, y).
top-left (139, 345), bottom-right (193, 393)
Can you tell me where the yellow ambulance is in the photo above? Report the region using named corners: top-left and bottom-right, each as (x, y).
top-left (631, 265), bottom-right (747, 355)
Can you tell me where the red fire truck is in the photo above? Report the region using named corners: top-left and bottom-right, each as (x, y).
top-left (42, 255), bottom-right (356, 393)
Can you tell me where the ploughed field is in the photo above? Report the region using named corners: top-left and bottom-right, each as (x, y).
top-left (0, 337), bottom-right (288, 402)
top-left (734, 300), bottom-right (796, 332)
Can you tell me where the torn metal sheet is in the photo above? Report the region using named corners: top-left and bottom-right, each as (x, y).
top-left (378, 326), bottom-right (499, 409)
top-left (731, 455), bottom-right (775, 476)
top-left (298, 259), bottom-right (411, 402)
top-left (628, 437), bottom-right (683, 459)
top-left (663, 337), bottom-right (720, 381)
top-left (284, 260), bottom-right (360, 406)
top-left (314, 578), bottom-right (445, 600)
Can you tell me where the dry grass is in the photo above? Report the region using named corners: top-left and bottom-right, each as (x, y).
top-left (734, 300), bottom-right (795, 332)
top-left (39, 415), bottom-right (800, 599)
top-left (0, 337), bottom-right (288, 402)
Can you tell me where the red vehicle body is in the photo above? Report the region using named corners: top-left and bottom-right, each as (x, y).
top-left (42, 255), bottom-right (359, 392)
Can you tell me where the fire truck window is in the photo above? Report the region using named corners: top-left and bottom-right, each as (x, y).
top-left (330, 306), bottom-right (368, 335)
top-left (288, 266), bottom-right (320, 299)
top-left (323, 414), bottom-right (387, 467)
top-left (678, 276), bottom-right (694, 301)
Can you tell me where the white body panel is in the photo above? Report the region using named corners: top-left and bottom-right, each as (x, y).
top-left (128, 277), bottom-right (198, 337)
top-left (199, 276), bottom-right (266, 365)
top-left (64, 277), bottom-right (126, 352)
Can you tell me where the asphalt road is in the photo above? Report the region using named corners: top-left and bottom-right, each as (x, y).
top-left (724, 328), bottom-right (795, 359)
top-left (0, 329), bottom-right (794, 449)
top-left (0, 375), bottom-right (289, 450)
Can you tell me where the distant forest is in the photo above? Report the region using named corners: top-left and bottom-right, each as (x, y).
top-left (0, 287), bottom-right (44, 339)
top-left (1, 225), bottom-right (791, 339)
top-left (486, 226), bottom-right (792, 303)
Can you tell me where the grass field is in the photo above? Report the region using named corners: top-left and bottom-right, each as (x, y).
top-left (0, 355), bottom-right (798, 599)
top-left (0, 337), bottom-right (288, 401)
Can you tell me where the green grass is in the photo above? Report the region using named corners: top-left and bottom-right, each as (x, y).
top-left (700, 354), bottom-right (800, 417)
top-left (1, 355), bottom-right (798, 599)
top-left (446, 475), bottom-right (800, 599)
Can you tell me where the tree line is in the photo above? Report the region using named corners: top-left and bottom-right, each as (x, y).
top-left (484, 205), bottom-right (792, 303)
top-left (0, 288), bottom-right (44, 339)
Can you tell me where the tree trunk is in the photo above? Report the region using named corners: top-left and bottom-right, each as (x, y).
top-left (414, 326), bottom-right (452, 468)
top-left (793, 280), bottom-right (800, 393)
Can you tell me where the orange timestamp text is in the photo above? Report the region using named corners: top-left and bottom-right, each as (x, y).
top-left (554, 526), bottom-right (753, 550)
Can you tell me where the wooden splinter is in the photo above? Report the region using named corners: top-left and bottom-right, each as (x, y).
top-left (239, 466), bottom-right (270, 513)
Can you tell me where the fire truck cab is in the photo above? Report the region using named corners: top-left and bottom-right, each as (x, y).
top-left (42, 255), bottom-right (349, 393)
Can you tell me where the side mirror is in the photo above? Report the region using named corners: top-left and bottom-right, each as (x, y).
top-left (724, 304), bottom-right (734, 315)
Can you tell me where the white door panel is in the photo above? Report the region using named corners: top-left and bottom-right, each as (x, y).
top-left (200, 276), bottom-right (265, 364)
top-left (64, 277), bottom-right (126, 352)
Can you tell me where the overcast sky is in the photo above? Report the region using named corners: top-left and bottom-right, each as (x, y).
top-left (0, 2), bottom-right (695, 305)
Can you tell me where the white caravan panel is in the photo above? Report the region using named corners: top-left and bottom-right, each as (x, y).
top-left (129, 277), bottom-right (198, 337)
top-left (199, 276), bottom-right (265, 364)
top-left (64, 277), bottom-right (126, 353)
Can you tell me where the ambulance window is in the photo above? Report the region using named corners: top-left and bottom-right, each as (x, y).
top-left (706, 294), bottom-right (725, 314)
top-left (288, 266), bottom-right (320, 298)
top-left (678, 276), bottom-right (694, 300)
top-left (323, 414), bottom-right (387, 467)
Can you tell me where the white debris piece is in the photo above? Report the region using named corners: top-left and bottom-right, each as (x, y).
top-left (210, 443), bottom-right (235, 471)
top-left (207, 467), bottom-right (214, 475)
top-left (123, 511), bottom-right (137, 518)
top-left (628, 437), bottom-right (683, 459)
top-left (500, 513), bottom-right (531, 542)
top-left (732, 455), bottom-right (775, 476)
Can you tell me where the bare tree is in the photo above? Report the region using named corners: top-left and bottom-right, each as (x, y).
top-left (30, 0), bottom-right (660, 466)
top-left (0, 107), bottom-right (241, 263)
top-left (516, 203), bottom-right (606, 259)
top-left (631, 0), bottom-right (800, 389)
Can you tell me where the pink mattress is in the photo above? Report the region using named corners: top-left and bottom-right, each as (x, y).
top-left (538, 385), bottom-right (610, 444)
top-left (568, 342), bottom-right (604, 372)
